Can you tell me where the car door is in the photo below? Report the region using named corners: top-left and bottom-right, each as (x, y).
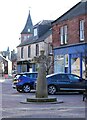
top-left (57, 74), bottom-right (71, 90)
top-left (47, 75), bottom-right (57, 85)
top-left (68, 74), bottom-right (85, 90)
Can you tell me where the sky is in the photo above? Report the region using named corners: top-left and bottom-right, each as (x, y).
top-left (0, 0), bottom-right (80, 52)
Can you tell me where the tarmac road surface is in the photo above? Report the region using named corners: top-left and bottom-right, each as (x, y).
top-left (0, 78), bottom-right (87, 119)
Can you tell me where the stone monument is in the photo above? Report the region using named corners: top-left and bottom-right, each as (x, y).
top-left (34, 50), bottom-right (48, 98)
top-left (21, 50), bottom-right (63, 103)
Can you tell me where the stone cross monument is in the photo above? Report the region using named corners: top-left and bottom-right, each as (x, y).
top-left (34, 50), bottom-right (48, 98)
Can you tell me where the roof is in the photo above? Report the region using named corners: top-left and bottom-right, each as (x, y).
top-left (17, 28), bottom-right (52, 47)
top-left (34, 20), bottom-right (53, 28)
top-left (52, 1), bottom-right (87, 25)
top-left (21, 11), bottom-right (33, 34)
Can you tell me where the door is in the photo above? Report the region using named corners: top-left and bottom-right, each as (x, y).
top-left (68, 74), bottom-right (85, 90)
top-left (57, 74), bottom-right (71, 90)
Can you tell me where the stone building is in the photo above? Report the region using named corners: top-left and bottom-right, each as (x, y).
top-left (17, 11), bottom-right (53, 74)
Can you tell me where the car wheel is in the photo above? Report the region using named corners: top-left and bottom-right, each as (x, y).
top-left (23, 84), bottom-right (31, 93)
top-left (48, 85), bottom-right (56, 95)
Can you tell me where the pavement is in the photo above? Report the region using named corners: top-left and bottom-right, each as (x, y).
top-left (1, 77), bottom-right (87, 120)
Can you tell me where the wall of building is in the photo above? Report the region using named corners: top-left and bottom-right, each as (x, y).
top-left (17, 34), bottom-right (52, 62)
top-left (52, 14), bottom-right (86, 48)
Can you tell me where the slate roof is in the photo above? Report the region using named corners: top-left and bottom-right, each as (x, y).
top-left (17, 28), bottom-right (52, 47)
top-left (21, 11), bottom-right (33, 34)
top-left (52, 1), bottom-right (87, 25)
top-left (34, 20), bottom-right (53, 28)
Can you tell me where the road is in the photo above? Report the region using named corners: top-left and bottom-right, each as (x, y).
top-left (0, 78), bottom-right (87, 119)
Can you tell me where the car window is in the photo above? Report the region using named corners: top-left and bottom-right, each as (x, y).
top-left (68, 74), bottom-right (80, 82)
top-left (26, 73), bottom-right (38, 78)
top-left (58, 74), bottom-right (69, 82)
top-left (48, 75), bottom-right (57, 82)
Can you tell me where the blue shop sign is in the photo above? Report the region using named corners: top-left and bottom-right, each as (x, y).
top-left (54, 43), bottom-right (87, 57)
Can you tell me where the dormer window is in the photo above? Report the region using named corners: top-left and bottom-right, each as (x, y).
top-left (34, 28), bottom-right (37, 36)
top-left (28, 28), bottom-right (30, 32)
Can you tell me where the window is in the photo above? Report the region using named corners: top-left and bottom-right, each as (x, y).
top-left (34, 28), bottom-right (37, 36)
top-left (58, 74), bottom-right (69, 82)
top-left (36, 44), bottom-right (39, 56)
top-left (28, 28), bottom-right (30, 32)
top-left (28, 46), bottom-right (31, 58)
top-left (60, 25), bottom-right (68, 45)
top-left (80, 20), bottom-right (84, 41)
top-left (28, 35), bottom-right (30, 38)
top-left (68, 74), bottom-right (79, 82)
top-left (24, 36), bottom-right (27, 41)
top-left (21, 47), bottom-right (23, 59)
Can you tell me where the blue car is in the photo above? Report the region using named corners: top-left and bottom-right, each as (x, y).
top-left (34, 73), bottom-right (87, 95)
top-left (12, 72), bottom-right (38, 93)
top-left (47, 73), bottom-right (87, 95)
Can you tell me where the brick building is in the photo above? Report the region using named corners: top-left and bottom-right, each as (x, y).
top-left (52, 0), bottom-right (87, 78)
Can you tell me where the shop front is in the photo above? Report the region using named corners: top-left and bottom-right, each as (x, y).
top-left (54, 43), bottom-right (87, 78)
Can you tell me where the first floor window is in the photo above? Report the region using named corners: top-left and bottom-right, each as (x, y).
top-left (21, 47), bottom-right (23, 59)
top-left (36, 44), bottom-right (39, 56)
top-left (60, 25), bottom-right (68, 45)
top-left (28, 46), bottom-right (31, 58)
top-left (80, 20), bottom-right (84, 41)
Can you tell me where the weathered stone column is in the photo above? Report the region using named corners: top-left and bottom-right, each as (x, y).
top-left (36, 62), bottom-right (48, 98)
top-left (22, 50), bottom-right (62, 103)
top-left (34, 50), bottom-right (48, 98)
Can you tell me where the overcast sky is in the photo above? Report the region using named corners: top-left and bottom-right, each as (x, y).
top-left (0, 0), bottom-right (80, 52)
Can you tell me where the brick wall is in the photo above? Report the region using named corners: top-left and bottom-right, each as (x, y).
top-left (52, 14), bottom-right (87, 48)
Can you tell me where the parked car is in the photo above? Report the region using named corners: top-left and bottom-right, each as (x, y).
top-left (12, 72), bottom-right (38, 93)
top-left (47, 73), bottom-right (87, 95)
top-left (34, 73), bottom-right (87, 95)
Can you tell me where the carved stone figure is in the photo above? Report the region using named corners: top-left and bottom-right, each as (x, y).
top-left (34, 50), bottom-right (48, 98)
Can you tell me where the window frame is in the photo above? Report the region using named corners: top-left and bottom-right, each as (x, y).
top-left (21, 47), bottom-right (24, 59)
top-left (36, 44), bottom-right (39, 56)
top-left (34, 28), bottom-right (37, 36)
top-left (80, 20), bottom-right (84, 41)
top-left (28, 46), bottom-right (31, 58)
top-left (60, 25), bottom-right (68, 45)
